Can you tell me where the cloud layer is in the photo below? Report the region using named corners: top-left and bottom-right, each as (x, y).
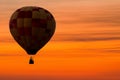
top-left (0, 71), bottom-right (120, 80)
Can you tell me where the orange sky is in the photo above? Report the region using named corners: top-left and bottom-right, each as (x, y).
top-left (0, 0), bottom-right (120, 80)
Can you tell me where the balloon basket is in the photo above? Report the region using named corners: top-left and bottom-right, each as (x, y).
top-left (29, 56), bottom-right (34, 64)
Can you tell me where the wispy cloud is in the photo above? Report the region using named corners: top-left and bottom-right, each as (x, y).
top-left (0, 37), bottom-right (13, 43)
top-left (56, 2), bottom-right (120, 26)
top-left (64, 36), bottom-right (120, 42)
top-left (53, 32), bottom-right (120, 42)
top-left (0, 70), bottom-right (120, 80)
top-left (1, 31), bottom-right (120, 43)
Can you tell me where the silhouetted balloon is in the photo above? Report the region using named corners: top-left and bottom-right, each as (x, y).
top-left (9, 6), bottom-right (56, 64)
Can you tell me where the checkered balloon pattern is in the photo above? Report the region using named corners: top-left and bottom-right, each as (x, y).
top-left (9, 6), bottom-right (56, 55)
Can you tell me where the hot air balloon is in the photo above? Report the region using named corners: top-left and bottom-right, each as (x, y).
top-left (9, 6), bottom-right (56, 64)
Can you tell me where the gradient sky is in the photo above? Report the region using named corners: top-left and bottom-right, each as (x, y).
top-left (0, 0), bottom-right (120, 80)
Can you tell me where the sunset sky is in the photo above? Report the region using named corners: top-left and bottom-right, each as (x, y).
top-left (0, 0), bottom-right (120, 80)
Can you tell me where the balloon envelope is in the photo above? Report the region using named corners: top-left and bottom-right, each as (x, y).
top-left (9, 6), bottom-right (56, 55)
